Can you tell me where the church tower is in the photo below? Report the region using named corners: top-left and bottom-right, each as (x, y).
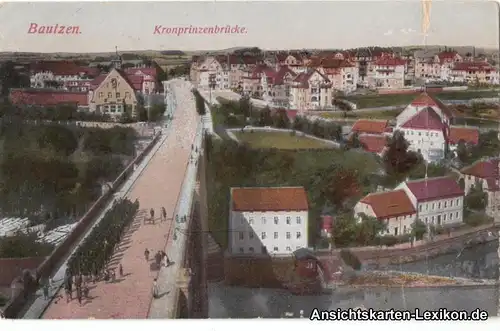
top-left (111, 46), bottom-right (122, 70)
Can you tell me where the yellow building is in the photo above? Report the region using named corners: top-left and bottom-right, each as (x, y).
top-left (88, 68), bottom-right (139, 118)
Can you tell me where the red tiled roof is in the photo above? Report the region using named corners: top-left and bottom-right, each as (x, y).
top-left (124, 67), bottom-right (157, 79)
top-left (358, 134), bottom-right (388, 153)
top-left (360, 190), bottom-right (416, 219)
top-left (30, 61), bottom-right (97, 77)
top-left (231, 187), bottom-right (309, 212)
top-left (10, 89), bottom-right (88, 106)
top-left (461, 159), bottom-right (499, 178)
top-left (374, 57), bottom-right (406, 66)
top-left (89, 69), bottom-right (143, 91)
top-left (437, 51), bottom-right (458, 63)
top-left (449, 126), bottom-right (479, 145)
top-left (410, 92), bottom-right (454, 119)
top-left (292, 69), bottom-right (330, 88)
top-left (452, 62), bottom-right (493, 72)
top-left (405, 177), bottom-right (464, 202)
top-left (90, 75), bottom-right (107, 89)
top-left (352, 120), bottom-right (388, 134)
top-left (401, 107), bottom-right (446, 131)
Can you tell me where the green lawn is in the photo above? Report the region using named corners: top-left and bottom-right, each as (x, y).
top-left (345, 90), bottom-right (499, 109)
top-left (233, 131), bottom-right (335, 149)
top-left (320, 109), bottom-right (402, 120)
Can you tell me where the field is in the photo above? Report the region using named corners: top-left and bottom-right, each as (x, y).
top-left (319, 109), bottom-right (402, 120)
top-left (345, 90), bottom-right (499, 109)
top-left (232, 131), bottom-right (335, 149)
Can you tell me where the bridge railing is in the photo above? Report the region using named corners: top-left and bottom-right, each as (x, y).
top-left (3, 133), bottom-right (162, 318)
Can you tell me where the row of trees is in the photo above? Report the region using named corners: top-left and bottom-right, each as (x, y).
top-left (0, 122), bottom-right (136, 219)
top-left (193, 89), bottom-right (207, 115)
top-left (0, 231), bottom-right (55, 258)
top-left (67, 198), bottom-right (139, 275)
top-left (0, 102), bottom-right (112, 122)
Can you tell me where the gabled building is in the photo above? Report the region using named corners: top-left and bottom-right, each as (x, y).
top-left (260, 66), bottom-right (296, 107)
top-left (289, 69), bottom-right (332, 111)
top-left (460, 159), bottom-right (500, 218)
top-left (396, 176), bottom-right (465, 227)
top-left (450, 62), bottom-right (498, 85)
top-left (88, 68), bottom-right (139, 118)
top-left (313, 58), bottom-right (359, 93)
top-left (351, 119), bottom-right (389, 135)
top-left (228, 187), bottom-right (309, 256)
top-left (448, 126), bottom-right (479, 153)
top-left (358, 134), bottom-right (389, 156)
top-left (29, 60), bottom-right (99, 89)
top-left (354, 189), bottom-right (417, 236)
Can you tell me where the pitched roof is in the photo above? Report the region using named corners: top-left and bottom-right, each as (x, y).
top-left (449, 126), bottom-right (479, 145)
top-left (9, 89), bottom-right (88, 106)
top-left (461, 159), bottom-right (499, 179)
top-left (437, 51), bottom-right (459, 63)
top-left (410, 92), bottom-right (454, 119)
top-left (352, 119), bottom-right (388, 134)
top-left (30, 61), bottom-right (98, 77)
top-left (292, 69), bottom-right (330, 88)
top-left (90, 69), bottom-right (141, 91)
top-left (401, 107), bottom-right (446, 130)
top-left (358, 134), bottom-right (388, 154)
top-left (360, 190), bottom-right (416, 219)
top-left (452, 62), bottom-right (494, 72)
top-left (231, 187), bottom-right (309, 212)
top-left (405, 177), bottom-right (464, 202)
top-left (124, 67), bottom-right (158, 79)
top-left (374, 57), bottom-right (406, 66)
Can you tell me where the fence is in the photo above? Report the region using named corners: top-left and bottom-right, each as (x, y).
top-left (2, 133), bottom-right (162, 318)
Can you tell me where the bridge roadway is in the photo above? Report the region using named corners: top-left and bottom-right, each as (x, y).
top-left (40, 80), bottom-right (199, 319)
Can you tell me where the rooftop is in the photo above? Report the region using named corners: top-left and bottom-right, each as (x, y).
top-left (231, 187), bottom-right (309, 212)
top-left (449, 126), bottom-right (479, 145)
top-left (360, 189), bottom-right (416, 219)
top-left (404, 176), bottom-right (464, 202)
top-left (352, 119), bottom-right (388, 135)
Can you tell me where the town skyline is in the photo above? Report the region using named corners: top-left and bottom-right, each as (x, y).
top-left (0, 1), bottom-right (497, 53)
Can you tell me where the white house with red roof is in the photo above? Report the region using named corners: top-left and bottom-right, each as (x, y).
top-left (30, 61), bottom-right (99, 89)
top-left (310, 57), bottom-right (359, 93)
top-left (354, 189), bottom-right (417, 236)
top-left (450, 62), bottom-right (498, 85)
top-left (229, 187), bottom-right (309, 256)
top-left (415, 51), bottom-right (463, 81)
top-left (460, 159), bottom-right (500, 218)
top-left (396, 176), bottom-right (465, 227)
top-left (367, 55), bottom-right (406, 89)
top-left (395, 92), bottom-right (454, 163)
top-left (289, 69), bottom-right (332, 111)
top-left (260, 66), bottom-right (296, 107)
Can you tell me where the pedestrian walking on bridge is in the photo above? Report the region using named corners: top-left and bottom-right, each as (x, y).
top-left (161, 207), bottom-right (167, 222)
top-left (150, 208), bottom-right (155, 223)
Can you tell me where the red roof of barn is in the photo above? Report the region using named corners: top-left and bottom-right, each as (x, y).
top-left (352, 119), bottom-right (388, 134)
top-left (449, 126), bottom-right (479, 145)
top-left (360, 190), bottom-right (416, 219)
top-left (401, 107), bottom-right (446, 131)
top-left (10, 89), bottom-right (88, 106)
top-left (404, 177), bottom-right (464, 202)
top-left (358, 134), bottom-right (388, 153)
top-left (231, 187), bottom-right (309, 212)
top-left (410, 92), bottom-right (454, 119)
top-left (461, 159), bottom-right (500, 191)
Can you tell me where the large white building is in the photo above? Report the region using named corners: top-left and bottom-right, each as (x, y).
top-left (354, 176), bottom-right (465, 236)
top-left (228, 187), bottom-right (309, 256)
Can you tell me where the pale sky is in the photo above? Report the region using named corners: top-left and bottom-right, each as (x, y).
top-left (0, 0), bottom-right (497, 53)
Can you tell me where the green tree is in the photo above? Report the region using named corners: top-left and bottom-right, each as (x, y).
top-left (455, 140), bottom-right (469, 163)
top-left (465, 182), bottom-right (488, 211)
top-left (0, 231), bottom-right (54, 258)
top-left (238, 95), bottom-right (251, 118)
top-left (411, 219), bottom-right (427, 240)
top-left (148, 102), bottom-right (165, 122)
top-left (356, 212), bottom-right (387, 245)
top-left (383, 130), bottom-right (419, 177)
top-left (136, 94), bottom-right (148, 121)
top-left (271, 109), bottom-right (290, 129)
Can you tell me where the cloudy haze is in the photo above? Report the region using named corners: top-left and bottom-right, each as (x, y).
top-left (0, 1), bottom-right (497, 52)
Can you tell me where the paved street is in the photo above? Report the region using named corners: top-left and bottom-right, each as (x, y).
top-left (42, 80), bottom-right (199, 319)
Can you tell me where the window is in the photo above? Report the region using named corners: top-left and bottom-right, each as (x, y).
top-left (296, 217), bottom-right (301, 224)
top-left (99, 92), bottom-right (104, 98)
top-left (438, 202), bottom-right (441, 209)
top-left (296, 232), bottom-right (302, 239)
top-left (249, 232), bottom-right (254, 239)
top-left (286, 217), bottom-right (291, 225)
top-left (432, 203), bottom-right (435, 210)
top-left (273, 247), bottom-right (278, 252)
top-left (426, 204), bottom-right (428, 211)
top-left (116, 92), bottom-right (121, 98)
top-left (108, 92), bottom-right (112, 98)
top-left (425, 217), bottom-right (428, 224)
top-left (274, 232), bottom-right (278, 239)
top-left (249, 247), bottom-right (254, 253)
top-left (274, 217), bottom-right (279, 224)
top-left (249, 218), bottom-right (254, 225)
top-left (444, 201), bottom-right (447, 208)
top-left (125, 92), bottom-right (130, 99)
top-left (403, 225), bottom-right (407, 234)
top-left (239, 232), bottom-right (244, 240)
top-left (456, 199), bottom-right (460, 206)
top-left (239, 248), bottom-right (244, 253)
top-left (286, 246), bottom-right (292, 251)
top-left (286, 232), bottom-right (291, 239)
top-left (443, 214), bottom-right (447, 221)
top-left (261, 217), bottom-right (266, 224)
top-left (261, 232), bottom-right (266, 239)
top-left (456, 212), bottom-right (459, 218)
top-left (449, 213), bottom-right (453, 220)
top-left (419, 205), bottom-right (422, 212)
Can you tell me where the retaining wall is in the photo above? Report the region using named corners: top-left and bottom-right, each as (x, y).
top-left (0, 257), bottom-right (46, 287)
top-left (3, 133), bottom-right (161, 318)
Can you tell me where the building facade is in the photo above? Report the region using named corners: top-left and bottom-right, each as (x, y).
top-left (229, 187), bottom-right (309, 256)
top-left (289, 69), bottom-right (332, 111)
